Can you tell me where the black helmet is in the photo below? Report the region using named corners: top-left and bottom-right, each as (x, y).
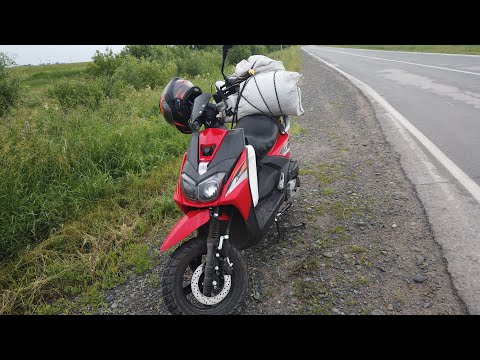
top-left (159, 77), bottom-right (202, 134)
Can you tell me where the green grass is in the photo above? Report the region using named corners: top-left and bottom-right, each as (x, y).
top-left (393, 288), bottom-right (406, 304)
top-left (0, 75), bottom-right (192, 313)
top-left (321, 188), bottom-right (335, 196)
top-left (0, 46), bottom-right (301, 314)
top-left (326, 225), bottom-right (346, 235)
top-left (328, 45), bottom-right (480, 55)
top-left (320, 194), bottom-right (375, 223)
top-left (350, 245), bottom-right (368, 253)
top-left (9, 62), bottom-right (89, 77)
top-left (289, 119), bottom-right (307, 136)
top-left (358, 276), bottom-right (369, 286)
top-left (270, 46), bottom-right (302, 72)
top-left (292, 256), bottom-right (322, 274)
top-left (0, 87), bottom-right (188, 260)
top-left (299, 168), bottom-right (314, 176)
top-left (315, 163), bottom-right (344, 186)
top-left (9, 62), bottom-right (89, 90)
top-left (293, 280), bottom-right (332, 315)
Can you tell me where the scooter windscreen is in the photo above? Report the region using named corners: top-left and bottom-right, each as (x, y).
top-left (190, 93), bottom-right (212, 130)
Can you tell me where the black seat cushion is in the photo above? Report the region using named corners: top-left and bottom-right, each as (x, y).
top-left (235, 114), bottom-right (279, 159)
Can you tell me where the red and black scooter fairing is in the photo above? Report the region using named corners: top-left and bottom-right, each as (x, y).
top-left (161, 114), bottom-right (299, 253)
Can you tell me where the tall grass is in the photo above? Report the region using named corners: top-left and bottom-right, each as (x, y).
top-left (0, 89), bottom-right (186, 260)
top-left (8, 62), bottom-right (89, 89)
top-left (0, 45), bottom-right (300, 314)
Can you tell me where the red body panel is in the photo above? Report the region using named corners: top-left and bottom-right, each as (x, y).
top-left (198, 128), bottom-right (228, 162)
top-left (174, 153), bottom-right (189, 214)
top-left (160, 209), bottom-right (210, 252)
top-left (218, 150), bottom-right (252, 220)
top-left (267, 132), bottom-right (290, 158)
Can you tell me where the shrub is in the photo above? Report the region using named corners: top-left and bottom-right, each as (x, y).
top-left (47, 78), bottom-right (104, 109)
top-left (99, 76), bottom-right (131, 100)
top-left (87, 48), bottom-right (123, 77)
top-left (121, 45), bottom-right (176, 63)
top-left (112, 56), bottom-right (177, 90)
top-left (175, 49), bottom-right (221, 77)
top-left (226, 45), bottom-right (270, 66)
top-left (0, 53), bottom-right (21, 117)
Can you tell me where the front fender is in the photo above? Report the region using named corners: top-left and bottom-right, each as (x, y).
top-left (160, 209), bottom-right (210, 252)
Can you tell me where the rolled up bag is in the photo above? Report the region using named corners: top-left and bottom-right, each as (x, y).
top-left (229, 70), bottom-right (304, 119)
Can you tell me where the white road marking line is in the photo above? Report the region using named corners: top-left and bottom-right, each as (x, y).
top-left (302, 47), bottom-right (480, 204)
top-left (320, 46), bottom-right (480, 58)
top-left (311, 47), bottom-right (480, 77)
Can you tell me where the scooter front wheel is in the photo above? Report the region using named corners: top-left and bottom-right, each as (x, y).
top-left (161, 236), bottom-right (247, 315)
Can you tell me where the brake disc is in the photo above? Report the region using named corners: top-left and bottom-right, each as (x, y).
top-left (191, 264), bottom-right (231, 305)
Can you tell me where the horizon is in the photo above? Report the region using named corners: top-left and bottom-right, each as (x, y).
top-left (0, 45), bottom-right (125, 66)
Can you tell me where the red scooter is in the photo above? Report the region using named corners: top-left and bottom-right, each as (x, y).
top-left (159, 46), bottom-right (301, 314)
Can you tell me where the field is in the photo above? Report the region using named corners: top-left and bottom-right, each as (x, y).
top-left (329, 45), bottom-right (480, 55)
top-left (0, 45), bottom-right (300, 314)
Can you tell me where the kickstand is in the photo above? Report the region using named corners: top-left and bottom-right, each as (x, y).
top-left (275, 218), bottom-right (285, 241)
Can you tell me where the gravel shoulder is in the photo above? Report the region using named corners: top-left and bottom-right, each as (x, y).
top-left (99, 51), bottom-right (466, 315)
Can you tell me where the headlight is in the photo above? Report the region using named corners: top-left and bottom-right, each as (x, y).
top-left (181, 172), bottom-right (226, 202)
top-left (181, 174), bottom-right (197, 201)
top-left (198, 173), bottom-right (226, 202)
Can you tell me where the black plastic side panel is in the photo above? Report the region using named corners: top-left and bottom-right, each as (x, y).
top-left (260, 155), bottom-right (290, 171)
top-left (233, 189), bottom-right (285, 250)
top-left (255, 190), bottom-right (285, 231)
top-left (182, 158), bottom-right (238, 185)
top-left (209, 129), bottom-right (245, 168)
top-left (257, 165), bottom-right (278, 200)
top-left (186, 132), bottom-right (199, 171)
top-left (228, 207), bottom-right (254, 250)
top-left (256, 155), bottom-right (290, 200)
top-left (288, 159), bottom-right (299, 181)
top-left (227, 158), bottom-right (289, 250)
top-left (244, 202), bottom-right (263, 248)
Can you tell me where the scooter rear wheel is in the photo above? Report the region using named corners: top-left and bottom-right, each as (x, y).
top-left (161, 236), bottom-right (247, 315)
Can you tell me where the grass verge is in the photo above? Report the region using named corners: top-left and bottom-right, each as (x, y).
top-left (328, 45), bottom-right (480, 55)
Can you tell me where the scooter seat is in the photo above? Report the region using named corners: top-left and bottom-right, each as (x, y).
top-left (235, 114), bottom-right (279, 159)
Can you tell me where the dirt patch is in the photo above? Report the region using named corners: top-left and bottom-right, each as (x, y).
top-left (99, 51), bottom-right (466, 315)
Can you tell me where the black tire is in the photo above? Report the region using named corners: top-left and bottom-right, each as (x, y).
top-left (161, 236), bottom-right (247, 315)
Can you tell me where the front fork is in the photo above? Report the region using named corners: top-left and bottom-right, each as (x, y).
top-left (202, 207), bottom-right (233, 296)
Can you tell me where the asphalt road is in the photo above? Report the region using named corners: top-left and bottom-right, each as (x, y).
top-left (303, 46), bottom-right (480, 186)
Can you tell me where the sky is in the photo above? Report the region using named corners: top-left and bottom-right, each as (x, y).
top-left (0, 45), bottom-right (126, 66)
